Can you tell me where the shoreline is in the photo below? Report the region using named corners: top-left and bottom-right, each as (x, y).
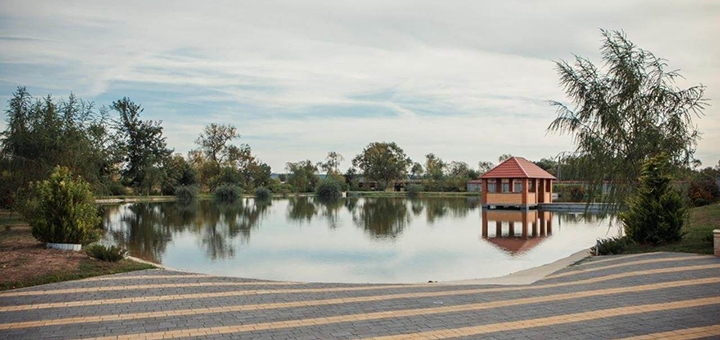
top-left (122, 249), bottom-right (594, 286)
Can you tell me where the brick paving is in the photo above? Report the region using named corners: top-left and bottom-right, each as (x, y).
top-left (0, 252), bottom-right (718, 339)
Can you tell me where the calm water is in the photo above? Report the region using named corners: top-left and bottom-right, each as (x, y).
top-left (100, 197), bottom-right (619, 283)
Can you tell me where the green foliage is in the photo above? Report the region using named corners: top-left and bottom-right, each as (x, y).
top-left (286, 160), bottom-right (318, 192)
top-left (85, 244), bottom-right (127, 262)
top-left (591, 236), bottom-right (632, 255)
top-left (174, 185), bottom-right (199, 204)
top-left (687, 179), bottom-right (720, 207)
top-left (212, 184), bottom-right (242, 203)
top-left (316, 181), bottom-right (342, 201)
top-left (353, 142), bottom-right (412, 188)
top-left (548, 30), bottom-right (706, 209)
top-left (406, 184), bottom-right (422, 198)
top-left (21, 166), bottom-right (101, 244)
top-left (254, 187), bottom-right (272, 201)
top-left (0, 87), bottom-right (119, 208)
top-left (620, 155), bottom-right (687, 245)
top-left (112, 97), bottom-right (173, 194)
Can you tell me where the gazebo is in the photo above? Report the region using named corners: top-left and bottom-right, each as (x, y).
top-left (480, 157), bottom-right (556, 209)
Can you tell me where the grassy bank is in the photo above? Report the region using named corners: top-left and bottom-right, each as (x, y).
top-left (0, 211), bottom-right (155, 291)
top-left (623, 203), bottom-right (719, 255)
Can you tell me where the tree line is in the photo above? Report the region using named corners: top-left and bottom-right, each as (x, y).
top-left (0, 86), bottom-right (584, 208)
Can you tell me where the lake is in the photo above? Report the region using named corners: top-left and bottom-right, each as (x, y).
top-left (99, 197), bottom-right (619, 283)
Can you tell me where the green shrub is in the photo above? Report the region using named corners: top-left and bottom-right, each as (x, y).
top-left (687, 180), bottom-right (720, 207)
top-left (406, 184), bottom-right (422, 198)
top-left (620, 154), bottom-right (687, 245)
top-left (212, 184), bottom-right (242, 203)
top-left (21, 166), bottom-right (101, 244)
top-left (85, 244), bottom-right (127, 262)
top-left (316, 181), bottom-right (342, 201)
top-left (591, 236), bottom-right (632, 255)
top-left (254, 187), bottom-right (272, 201)
top-left (175, 185), bottom-right (199, 204)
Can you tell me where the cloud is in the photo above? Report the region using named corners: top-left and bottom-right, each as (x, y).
top-left (0, 0), bottom-right (718, 170)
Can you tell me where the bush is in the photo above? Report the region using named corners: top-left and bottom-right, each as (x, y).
top-left (688, 180), bottom-right (720, 207)
top-left (175, 185), bottom-right (199, 204)
top-left (570, 186), bottom-right (586, 202)
top-left (591, 236), bottom-right (632, 255)
top-left (20, 166), bottom-right (101, 244)
top-left (316, 181), bottom-right (342, 201)
top-left (85, 244), bottom-right (127, 262)
top-left (212, 184), bottom-right (242, 203)
top-left (406, 184), bottom-right (422, 198)
top-left (254, 187), bottom-right (272, 201)
top-left (620, 155), bottom-right (686, 245)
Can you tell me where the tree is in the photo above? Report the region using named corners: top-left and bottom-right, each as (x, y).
top-left (112, 97), bottom-right (172, 194)
top-left (286, 160), bottom-right (318, 192)
top-left (161, 153), bottom-right (197, 194)
top-left (195, 123), bottom-right (238, 163)
top-left (352, 142), bottom-right (412, 190)
top-left (498, 154), bottom-right (513, 163)
top-left (548, 30), bottom-right (706, 207)
top-left (21, 166), bottom-right (101, 244)
top-left (424, 153), bottom-right (446, 181)
top-left (1, 87), bottom-right (118, 207)
top-left (620, 154), bottom-right (686, 245)
top-left (410, 162), bottom-right (424, 179)
top-left (533, 158), bottom-right (557, 176)
top-left (319, 151), bottom-right (344, 175)
top-left (478, 161), bottom-right (494, 174)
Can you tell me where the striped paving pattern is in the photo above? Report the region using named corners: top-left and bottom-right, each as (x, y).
top-left (0, 252), bottom-right (718, 339)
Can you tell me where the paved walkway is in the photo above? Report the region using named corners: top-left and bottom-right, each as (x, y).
top-left (0, 252), bottom-right (719, 339)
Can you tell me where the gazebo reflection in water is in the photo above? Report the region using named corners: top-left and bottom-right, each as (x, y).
top-left (481, 209), bottom-right (553, 256)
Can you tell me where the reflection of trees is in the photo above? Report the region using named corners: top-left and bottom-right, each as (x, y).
top-left (287, 197), bottom-right (317, 223)
top-left (410, 199), bottom-right (424, 216)
top-left (345, 197), bottom-right (359, 214)
top-left (199, 199), bottom-right (271, 259)
top-left (353, 198), bottom-right (410, 239)
top-left (108, 203), bottom-right (174, 263)
top-left (316, 198), bottom-right (344, 229)
top-left (422, 198), bottom-right (478, 224)
top-left (102, 200), bottom-right (271, 263)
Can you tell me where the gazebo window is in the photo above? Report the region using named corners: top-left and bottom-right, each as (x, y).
top-left (501, 179), bottom-right (510, 193)
top-left (487, 181), bottom-right (496, 193)
top-left (514, 180), bottom-right (522, 193)
top-left (529, 179), bottom-right (535, 192)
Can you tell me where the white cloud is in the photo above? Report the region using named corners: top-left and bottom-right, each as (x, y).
top-left (0, 0), bottom-right (718, 170)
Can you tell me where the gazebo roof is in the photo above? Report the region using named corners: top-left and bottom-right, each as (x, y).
top-left (480, 157), bottom-right (556, 180)
top-left (484, 236), bottom-right (548, 256)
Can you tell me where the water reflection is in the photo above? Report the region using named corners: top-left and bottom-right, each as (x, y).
top-left (103, 200), bottom-right (270, 262)
top-left (481, 210), bottom-right (553, 256)
top-left (100, 197), bottom-right (614, 282)
top-left (353, 198), bottom-right (410, 239)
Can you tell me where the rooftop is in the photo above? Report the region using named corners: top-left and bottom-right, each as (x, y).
top-left (480, 157), bottom-right (556, 180)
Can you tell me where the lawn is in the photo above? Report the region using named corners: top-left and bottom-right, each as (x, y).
top-left (0, 210), bottom-right (155, 291)
top-left (624, 203), bottom-right (719, 255)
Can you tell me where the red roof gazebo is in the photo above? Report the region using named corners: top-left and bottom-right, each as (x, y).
top-left (480, 157), bottom-right (556, 209)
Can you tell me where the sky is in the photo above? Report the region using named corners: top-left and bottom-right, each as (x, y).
top-left (1, 0), bottom-right (718, 172)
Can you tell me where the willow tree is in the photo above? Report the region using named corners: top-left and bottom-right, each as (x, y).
top-left (548, 30), bottom-right (706, 209)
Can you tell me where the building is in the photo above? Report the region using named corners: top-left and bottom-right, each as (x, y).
top-left (466, 179), bottom-right (482, 192)
top-left (480, 157), bottom-right (556, 209)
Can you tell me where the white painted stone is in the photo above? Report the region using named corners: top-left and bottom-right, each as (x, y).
top-left (46, 243), bottom-right (82, 251)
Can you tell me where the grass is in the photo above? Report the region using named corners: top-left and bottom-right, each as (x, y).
top-left (623, 203), bottom-right (719, 255)
top-left (0, 210), bottom-right (155, 291)
top-left (0, 259), bottom-right (154, 291)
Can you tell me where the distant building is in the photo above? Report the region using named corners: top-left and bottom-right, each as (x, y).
top-left (479, 157), bottom-right (556, 209)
